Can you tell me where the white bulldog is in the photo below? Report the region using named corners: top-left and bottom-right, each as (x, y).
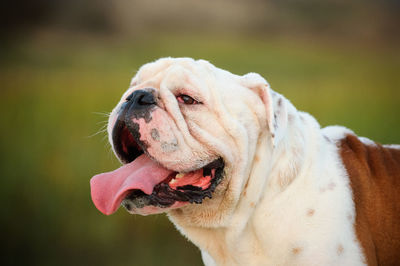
top-left (91, 57), bottom-right (400, 265)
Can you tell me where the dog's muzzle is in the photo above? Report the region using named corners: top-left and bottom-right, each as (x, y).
top-left (112, 89), bottom-right (156, 163)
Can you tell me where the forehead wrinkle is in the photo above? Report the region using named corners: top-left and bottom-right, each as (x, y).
top-left (159, 66), bottom-right (190, 90)
top-left (135, 69), bottom-right (167, 89)
top-left (136, 58), bottom-right (175, 81)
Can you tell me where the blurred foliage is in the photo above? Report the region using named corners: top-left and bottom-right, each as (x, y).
top-left (0, 30), bottom-right (399, 266)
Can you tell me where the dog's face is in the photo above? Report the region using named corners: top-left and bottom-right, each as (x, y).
top-left (91, 58), bottom-right (275, 226)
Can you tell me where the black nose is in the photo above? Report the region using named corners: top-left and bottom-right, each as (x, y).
top-left (126, 90), bottom-right (156, 106)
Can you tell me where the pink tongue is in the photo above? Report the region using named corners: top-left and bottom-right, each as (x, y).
top-left (90, 154), bottom-right (174, 215)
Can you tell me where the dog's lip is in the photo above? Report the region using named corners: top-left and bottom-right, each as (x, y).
top-left (112, 118), bottom-right (143, 164)
top-left (122, 157), bottom-right (225, 210)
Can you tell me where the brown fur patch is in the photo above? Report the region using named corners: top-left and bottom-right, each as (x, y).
top-left (306, 209), bottom-right (315, 216)
top-left (339, 134), bottom-right (400, 266)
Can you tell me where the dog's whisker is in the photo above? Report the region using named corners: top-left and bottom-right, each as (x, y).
top-left (96, 120), bottom-right (109, 125)
top-left (87, 127), bottom-right (108, 138)
top-left (101, 134), bottom-right (109, 142)
top-left (92, 111), bottom-right (111, 117)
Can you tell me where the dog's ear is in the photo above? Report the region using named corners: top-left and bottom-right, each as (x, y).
top-left (240, 73), bottom-right (275, 144)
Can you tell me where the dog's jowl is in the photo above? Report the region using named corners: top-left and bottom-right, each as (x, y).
top-left (91, 57), bottom-right (400, 266)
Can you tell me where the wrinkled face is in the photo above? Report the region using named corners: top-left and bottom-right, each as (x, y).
top-left (91, 58), bottom-right (269, 219)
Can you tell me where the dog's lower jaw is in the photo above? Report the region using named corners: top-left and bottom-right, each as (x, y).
top-left (167, 171), bottom-right (235, 228)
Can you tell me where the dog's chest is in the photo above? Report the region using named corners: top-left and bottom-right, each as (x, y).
top-left (220, 159), bottom-right (366, 265)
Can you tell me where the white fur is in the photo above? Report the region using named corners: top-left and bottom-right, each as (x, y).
top-left (359, 136), bottom-right (376, 146)
top-left (384, 144), bottom-right (400, 149)
top-left (109, 58), bottom-right (366, 265)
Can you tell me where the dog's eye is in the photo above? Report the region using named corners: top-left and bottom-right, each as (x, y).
top-left (177, 94), bottom-right (199, 105)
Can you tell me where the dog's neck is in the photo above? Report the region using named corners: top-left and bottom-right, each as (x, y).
top-left (168, 92), bottom-right (327, 265)
top-left (220, 92), bottom-right (323, 237)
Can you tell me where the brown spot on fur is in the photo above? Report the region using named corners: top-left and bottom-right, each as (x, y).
top-left (307, 209), bottom-right (315, 216)
top-left (254, 155), bottom-right (260, 163)
top-left (337, 244), bottom-right (344, 255)
top-left (173, 208), bottom-right (183, 215)
top-left (292, 247), bottom-right (302, 255)
top-left (327, 182), bottom-right (336, 190)
top-left (243, 181), bottom-right (249, 197)
top-left (339, 134), bottom-right (400, 266)
top-left (319, 182), bottom-right (336, 193)
top-left (250, 202), bottom-right (255, 208)
top-left (278, 98), bottom-right (282, 107)
top-left (347, 213), bottom-right (353, 221)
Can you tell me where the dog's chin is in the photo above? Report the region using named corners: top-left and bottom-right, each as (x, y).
top-left (123, 201), bottom-right (189, 216)
top-left (112, 120), bottom-right (225, 215)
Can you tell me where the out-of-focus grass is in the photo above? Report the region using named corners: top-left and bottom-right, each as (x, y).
top-left (1, 33), bottom-right (399, 266)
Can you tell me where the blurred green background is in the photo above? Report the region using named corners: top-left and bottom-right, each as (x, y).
top-left (1, 0), bottom-right (399, 265)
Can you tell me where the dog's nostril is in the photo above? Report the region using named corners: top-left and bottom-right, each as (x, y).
top-left (138, 92), bottom-right (156, 105)
top-left (126, 93), bottom-right (133, 102)
top-left (126, 90), bottom-right (156, 106)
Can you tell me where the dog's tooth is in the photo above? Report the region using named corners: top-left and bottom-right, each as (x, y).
top-left (169, 179), bottom-right (177, 185)
top-left (175, 173), bottom-right (185, 179)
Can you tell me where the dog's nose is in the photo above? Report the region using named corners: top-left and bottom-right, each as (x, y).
top-left (126, 90), bottom-right (156, 106)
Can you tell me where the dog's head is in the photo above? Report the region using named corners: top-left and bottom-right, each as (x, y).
top-left (91, 58), bottom-right (276, 226)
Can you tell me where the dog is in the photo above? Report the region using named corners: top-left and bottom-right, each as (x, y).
top-left (90, 57), bottom-right (400, 265)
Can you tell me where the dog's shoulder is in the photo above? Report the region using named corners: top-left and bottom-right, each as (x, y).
top-left (337, 132), bottom-right (400, 266)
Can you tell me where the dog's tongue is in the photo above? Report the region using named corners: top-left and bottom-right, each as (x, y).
top-left (90, 154), bottom-right (174, 215)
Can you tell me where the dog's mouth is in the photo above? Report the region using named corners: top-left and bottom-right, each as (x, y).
top-left (90, 119), bottom-right (224, 215)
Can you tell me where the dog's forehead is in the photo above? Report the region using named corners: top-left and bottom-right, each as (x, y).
top-left (131, 58), bottom-right (234, 89)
